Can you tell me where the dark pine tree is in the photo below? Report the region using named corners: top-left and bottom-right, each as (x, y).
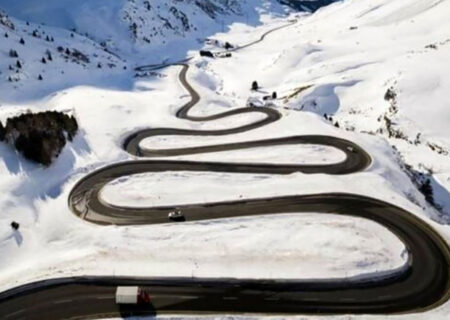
top-left (419, 179), bottom-right (435, 205)
top-left (9, 49), bottom-right (18, 58)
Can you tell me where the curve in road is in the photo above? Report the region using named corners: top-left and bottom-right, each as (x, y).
top-left (1, 19), bottom-right (450, 320)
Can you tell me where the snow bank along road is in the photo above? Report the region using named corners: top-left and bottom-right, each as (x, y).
top-left (1, 20), bottom-right (450, 320)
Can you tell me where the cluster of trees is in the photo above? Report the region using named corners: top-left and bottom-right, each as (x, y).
top-left (0, 111), bottom-right (79, 166)
top-left (57, 46), bottom-right (90, 63)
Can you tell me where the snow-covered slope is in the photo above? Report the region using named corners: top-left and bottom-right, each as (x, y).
top-left (0, 0), bottom-right (288, 60)
top-left (0, 0), bottom-right (450, 319)
top-left (0, 8), bottom-right (129, 102)
top-left (0, 0), bottom-right (290, 102)
top-left (203, 0), bottom-right (450, 221)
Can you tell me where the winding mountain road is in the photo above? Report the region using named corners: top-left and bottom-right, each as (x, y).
top-left (1, 19), bottom-right (450, 320)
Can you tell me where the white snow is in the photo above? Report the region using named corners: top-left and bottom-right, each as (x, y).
top-left (1, 0), bottom-right (450, 319)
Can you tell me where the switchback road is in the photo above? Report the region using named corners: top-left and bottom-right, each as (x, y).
top-left (0, 18), bottom-right (449, 320)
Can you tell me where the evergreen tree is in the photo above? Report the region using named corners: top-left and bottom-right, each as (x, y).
top-left (419, 179), bottom-right (434, 205)
top-left (251, 81), bottom-right (259, 91)
top-left (41, 57), bottom-right (47, 64)
top-left (19, 38), bottom-right (25, 45)
top-left (16, 60), bottom-right (22, 69)
top-left (9, 49), bottom-right (18, 58)
top-left (38, 74), bottom-right (43, 81)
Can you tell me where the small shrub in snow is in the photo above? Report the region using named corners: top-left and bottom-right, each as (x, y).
top-left (46, 50), bottom-right (53, 61)
top-left (384, 87), bottom-right (397, 101)
top-left (9, 49), bottom-right (18, 58)
top-left (11, 221), bottom-right (19, 231)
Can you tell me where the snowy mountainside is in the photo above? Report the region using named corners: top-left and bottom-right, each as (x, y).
top-left (0, 9), bottom-right (128, 102)
top-left (0, 0), bottom-right (450, 319)
top-left (0, 0), bottom-right (291, 101)
top-left (201, 0), bottom-right (450, 221)
top-left (0, 0), bottom-right (287, 60)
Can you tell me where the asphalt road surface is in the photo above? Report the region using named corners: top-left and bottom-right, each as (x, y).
top-left (1, 19), bottom-right (449, 320)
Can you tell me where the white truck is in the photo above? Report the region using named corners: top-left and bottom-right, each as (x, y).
top-left (115, 286), bottom-right (151, 304)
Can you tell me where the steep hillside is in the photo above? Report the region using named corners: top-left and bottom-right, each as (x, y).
top-left (0, 8), bottom-right (128, 102)
top-left (0, 0), bottom-right (291, 101)
top-left (0, 0), bottom-right (287, 60)
top-left (202, 0), bottom-right (450, 221)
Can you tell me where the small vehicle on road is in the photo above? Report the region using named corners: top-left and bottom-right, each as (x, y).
top-left (115, 286), bottom-right (151, 304)
top-left (346, 146), bottom-right (356, 153)
top-left (168, 209), bottom-right (185, 222)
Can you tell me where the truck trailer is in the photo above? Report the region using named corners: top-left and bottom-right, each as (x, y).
top-left (115, 286), bottom-right (151, 304)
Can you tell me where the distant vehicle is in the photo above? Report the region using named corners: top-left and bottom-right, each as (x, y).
top-left (168, 209), bottom-right (185, 221)
top-left (115, 286), bottom-right (151, 305)
top-left (346, 146), bottom-right (355, 153)
top-left (199, 50), bottom-right (214, 58)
